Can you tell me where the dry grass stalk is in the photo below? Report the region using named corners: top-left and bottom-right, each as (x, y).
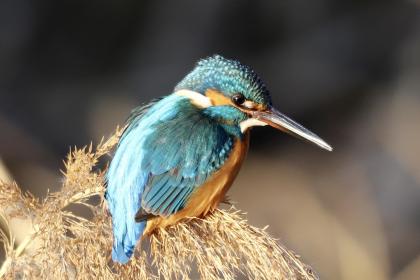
top-left (0, 128), bottom-right (318, 280)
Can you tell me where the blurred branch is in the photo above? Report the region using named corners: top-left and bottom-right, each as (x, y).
top-left (0, 159), bottom-right (11, 183)
top-left (394, 254), bottom-right (420, 280)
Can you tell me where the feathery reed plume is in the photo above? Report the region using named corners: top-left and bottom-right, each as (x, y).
top-left (0, 128), bottom-right (318, 280)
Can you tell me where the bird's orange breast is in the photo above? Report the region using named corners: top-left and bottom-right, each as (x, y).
top-left (144, 132), bottom-right (250, 235)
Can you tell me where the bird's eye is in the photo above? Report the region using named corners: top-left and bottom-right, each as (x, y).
top-left (232, 93), bottom-right (245, 105)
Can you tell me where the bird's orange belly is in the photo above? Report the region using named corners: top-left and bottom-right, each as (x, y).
top-left (144, 132), bottom-right (250, 235)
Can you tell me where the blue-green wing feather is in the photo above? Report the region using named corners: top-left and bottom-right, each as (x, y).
top-left (105, 94), bottom-right (233, 263)
top-left (140, 102), bottom-right (234, 215)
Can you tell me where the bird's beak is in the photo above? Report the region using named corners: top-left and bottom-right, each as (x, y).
top-left (252, 107), bottom-right (333, 151)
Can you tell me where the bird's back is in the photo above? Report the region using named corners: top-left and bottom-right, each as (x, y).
top-left (105, 94), bottom-right (244, 263)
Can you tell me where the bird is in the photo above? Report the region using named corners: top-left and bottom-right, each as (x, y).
top-left (105, 55), bottom-right (332, 264)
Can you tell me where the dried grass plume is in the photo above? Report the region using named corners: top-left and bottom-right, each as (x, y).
top-left (0, 128), bottom-right (318, 279)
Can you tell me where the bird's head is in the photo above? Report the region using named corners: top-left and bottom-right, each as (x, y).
top-left (175, 55), bottom-right (332, 151)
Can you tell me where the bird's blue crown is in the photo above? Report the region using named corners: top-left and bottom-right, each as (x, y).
top-left (175, 55), bottom-right (272, 106)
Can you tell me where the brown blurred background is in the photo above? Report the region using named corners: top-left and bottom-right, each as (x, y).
top-left (1, 0), bottom-right (420, 279)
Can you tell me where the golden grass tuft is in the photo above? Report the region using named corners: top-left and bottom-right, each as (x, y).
top-left (0, 128), bottom-right (318, 280)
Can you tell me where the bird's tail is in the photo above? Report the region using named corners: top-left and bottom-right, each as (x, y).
top-left (111, 220), bottom-right (146, 264)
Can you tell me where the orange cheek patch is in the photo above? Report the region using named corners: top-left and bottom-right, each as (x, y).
top-left (204, 88), bottom-right (268, 112)
top-left (205, 89), bottom-right (232, 106)
top-left (252, 103), bottom-right (268, 111)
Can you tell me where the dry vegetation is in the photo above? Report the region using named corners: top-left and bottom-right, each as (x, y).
top-left (0, 128), bottom-right (318, 280)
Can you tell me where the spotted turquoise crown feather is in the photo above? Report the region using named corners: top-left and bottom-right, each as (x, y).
top-left (176, 55), bottom-right (272, 106)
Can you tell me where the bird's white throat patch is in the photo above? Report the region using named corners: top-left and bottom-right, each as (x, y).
top-left (175, 90), bottom-right (212, 108)
top-left (240, 118), bottom-right (267, 132)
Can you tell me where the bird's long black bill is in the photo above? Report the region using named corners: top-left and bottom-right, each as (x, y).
top-left (254, 107), bottom-right (333, 151)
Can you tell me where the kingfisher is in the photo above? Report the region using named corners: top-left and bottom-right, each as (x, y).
top-left (105, 55), bottom-right (332, 264)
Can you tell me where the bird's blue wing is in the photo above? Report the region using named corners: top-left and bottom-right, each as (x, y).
top-left (139, 107), bottom-right (234, 216)
top-left (105, 94), bottom-right (233, 263)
